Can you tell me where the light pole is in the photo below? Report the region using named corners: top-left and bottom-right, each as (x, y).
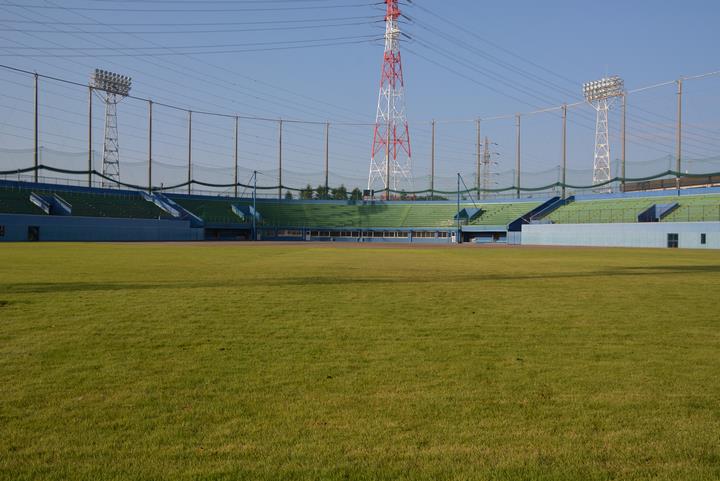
top-left (583, 76), bottom-right (624, 192)
top-left (90, 69), bottom-right (132, 187)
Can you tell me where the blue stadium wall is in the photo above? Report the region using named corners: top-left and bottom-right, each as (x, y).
top-left (521, 222), bottom-right (720, 249)
top-left (0, 214), bottom-right (203, 242)
top-left (0, 214), bottom-right (460, 243)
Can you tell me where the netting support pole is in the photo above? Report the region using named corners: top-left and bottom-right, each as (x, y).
top-left (324, 122), bottom-right (329, 200)
top-left (475, 118), bottom-right (481, 199)
top-left (278, 119), bottom-right (283, 200)
top-left (675, 78), bottom-right (683, 194)
top-left (431, 120), bottom-right (435, 199)
top-left (33, 73), bottom-right (39, 183)
top-left (456, 172), bottom-right (461, 243)
top-left (621, 93), bottom-right (626, 192)
top-left (561, 105), bottom-right (567, 199)
top-left (515, 113), bottom-right (521, 199)
top-left (234, 116), bottom-right (239, 198)
top-left (385, 123), bottom-right (391, 201)
top-left (148, 100), bottom-right (153, 193)
top-left (88, 86), bottom-right (93, 188)
top-left (187, 110), bottom-right (192, 195)
top-left (252, 170), bottom-right (257, 241)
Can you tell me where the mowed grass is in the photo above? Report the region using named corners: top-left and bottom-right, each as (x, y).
top-left (1, 243), bottom-right (719, 481)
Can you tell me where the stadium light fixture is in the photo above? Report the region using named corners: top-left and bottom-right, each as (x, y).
top-left (91, 69), bottom-right (132, 96)
top-left (583, 76), bottom-right (624, 102)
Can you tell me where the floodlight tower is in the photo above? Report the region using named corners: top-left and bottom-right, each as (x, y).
top-left (91, 69), bottom-right (132, 185)
top-left (368, 0), bottom-right (412, 198)
top-left (583, 76), bottom-right (624, 189)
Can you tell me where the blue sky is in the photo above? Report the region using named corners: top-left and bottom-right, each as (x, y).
top-left (0, 0), bottom-right (718, 191)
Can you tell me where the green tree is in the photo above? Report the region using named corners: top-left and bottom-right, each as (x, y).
top-left (350, 187), bottom-right (363, 201)
top-left (315, 184), bottom-right (329, 200)
top-left (332, 184), bottom-right (348, 200)
top-left (300, 184), bottom-right (314, 200)
top-left (284, 191), bottom-right (294, 200)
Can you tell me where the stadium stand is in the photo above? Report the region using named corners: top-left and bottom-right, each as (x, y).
top-left (660, 195), bottom-right (720, 222)
top-left (470, 202), bottom-right (542, 225)
top-left (545, 196), bottom-right (674, 223)
top-left (3, 177), bottom-right (720, 245)
top-left (173, 200), bottom-right (539, 228)
top-left (256, 202), bottom-right (409, 228)
top-left (402, 204), bottom-right (461, 227)
top-left (1, 184), bottom-right (171, 219)
top-left (53, 191), bottom-right (171, 219)
top-left (543, 193), bottom-right (720, 224)
top-left (0, 186), bottom-right (46, 215)
top-left (170, 197), bottom-right (240, 224)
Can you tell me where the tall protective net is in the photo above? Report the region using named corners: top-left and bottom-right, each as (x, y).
top-left (1, 67), bottom-right (719, 199)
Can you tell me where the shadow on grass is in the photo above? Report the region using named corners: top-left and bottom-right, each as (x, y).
top-left (618, 265), bottom-right (720, 273)
top-left (2, 264), bottom-right (719, 294)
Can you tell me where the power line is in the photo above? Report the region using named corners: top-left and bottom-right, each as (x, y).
top-left (14, 0), bottom-right (375, 123)
top-left (0, 35), bottom-right (382, 57)
top-left (406, 4), bottom-right (720, 157)
top-left (89, 0), bottom-right (354, 3)
top-left (0, 2), bottom-right (379, 13)
top-left (408, 17), bottom-right (580, 102)
top-left (411, 3), bottom-right (580, 89)
top-left (1, 34), bottom-right (381, 51)
top-left (0, 20), bottom-right (381, 35)
top-left (0, 15), bottom-right (378, 27)
top-left (0, 6), bottom-right (370, 122)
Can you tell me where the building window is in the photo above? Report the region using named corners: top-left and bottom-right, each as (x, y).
top-left (701, 233), bottom-right (707, 245)
top-left (667, 233), bottom-right (679, 248)
top-left (277, 230), bottom-right (302, 237)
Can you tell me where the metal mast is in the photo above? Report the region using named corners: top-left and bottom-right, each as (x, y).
top-left (583, 76), bottom-right (624, 191)
top-left (102, 98), bottom-right (120, 183)
top-left (91, 69), bottom-right (131, 186)
top-left (480, 136), bottom-right (494, 199)
top-left (368, 0), bottom-right (412, 198)
top-left (592, 98), bottom-right (611, 187)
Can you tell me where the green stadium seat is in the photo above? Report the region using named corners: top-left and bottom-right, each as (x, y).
top-left (0, 185), bottom-right (172, 219)
top-left (0, 187), bottom-right (46, 215)
top-left (544, 194), bottom-right (720, 224)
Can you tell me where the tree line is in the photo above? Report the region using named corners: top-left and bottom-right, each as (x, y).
top-left (283, 185), bottom-right (449, 201)
top-left (285, 184), bottom-right (363, 200)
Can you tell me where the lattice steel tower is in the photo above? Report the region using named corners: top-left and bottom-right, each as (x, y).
top-left (583, 76), bottom-right (624, 189)
top-left (368, 0), bottom-right (412, 198)
top-left (91, 69), bottom-right (132, 185)
top-left (479, 136), bottom-right (496, 199)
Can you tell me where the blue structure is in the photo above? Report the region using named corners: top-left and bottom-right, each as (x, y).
top-left (0, 214), bottom-right (202, 242)
top-left (1, 179), bottom-right (719, 248)
top-left (522, 222), bottom-right (720, 249)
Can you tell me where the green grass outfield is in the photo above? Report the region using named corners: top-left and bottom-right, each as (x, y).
top-left (1, 243), bottom-right (719, 481)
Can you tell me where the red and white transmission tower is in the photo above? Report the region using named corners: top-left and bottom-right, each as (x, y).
top-left (368, 0), bottom-right (412, 197)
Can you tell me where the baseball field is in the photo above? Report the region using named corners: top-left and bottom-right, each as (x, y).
top-left (1, 243), bottom-right (719, 480)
